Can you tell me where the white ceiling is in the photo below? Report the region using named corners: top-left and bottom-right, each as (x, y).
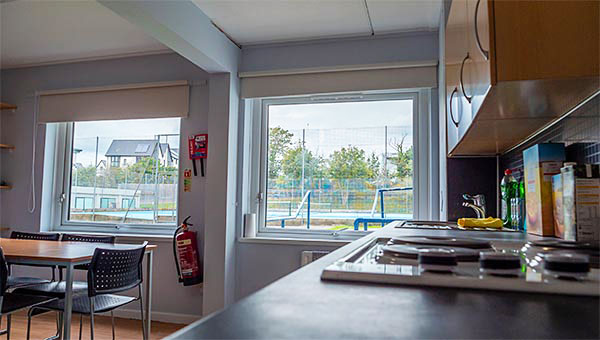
top-left (0, 0), bottom-right (441, 68)
top-left (194, 0), bottom-right (442, 45)
top-left (0, 0), bottom-right (168, 69)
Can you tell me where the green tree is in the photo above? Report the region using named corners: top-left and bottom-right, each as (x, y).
top-left (268, 127), bottom-right (294, 179)
top-left (73, 157), bottom-right (178, 189)
top-left (127, 157), bottom-right (178, 184)
top-left (390, 135), bottom-right (413, 180)
top-left (281, 141), bottom-right (323, 180)
top-left (72, 165), bottom-right (97, 187)
top-left (327, 146), bottom-right (369, 207)
top-left (367, 152), bottom-right (381, 179)
top-left (328, 146), bottom-right (369, 180)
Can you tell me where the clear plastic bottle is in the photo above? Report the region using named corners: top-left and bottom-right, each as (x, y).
top-left (501, 169), bottom-right (518, 228)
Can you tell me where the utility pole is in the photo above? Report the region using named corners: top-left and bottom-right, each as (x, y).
top-left (153, 135), bottom-right (160, 224)
top-left (384, 125), bottom-right (388, 183)
top-left (301, 128), bottom-right (306, 199)
top-left (92, 136), bottom-right (99, 221)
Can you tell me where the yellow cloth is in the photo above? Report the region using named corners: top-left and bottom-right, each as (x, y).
top-left (457, 217), bottom-right (503, 228)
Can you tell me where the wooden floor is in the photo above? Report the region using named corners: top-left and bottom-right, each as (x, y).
top-left (4, 310), bottom-right (186, 340)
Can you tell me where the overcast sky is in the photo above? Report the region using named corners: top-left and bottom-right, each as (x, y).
top-left (269, 99), bottom-right (413, 157)
top-left (73, 118), bottom-right (180, 166)
top-left (71, 99), bottom-right (414, 167)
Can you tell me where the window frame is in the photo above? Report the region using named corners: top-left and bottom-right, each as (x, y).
top-left (48, 121), bottom-right (180, 236)
top-left (251, 91), bottom-right (426, 240)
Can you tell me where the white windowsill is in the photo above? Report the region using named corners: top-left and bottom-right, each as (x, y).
top-left (57, 230), bottom-right (174, 243)
top-left (238, 236), bottom-right (351, 247)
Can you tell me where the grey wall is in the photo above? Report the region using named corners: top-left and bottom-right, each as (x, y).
top-left (233, 31), bottom-right (440, 301)
top-left (0, 53), bottom-right (208, 322)
top-left (235, 242), bottom-right (341, 299)
top-left (241, 31), bottom-right (438, 73)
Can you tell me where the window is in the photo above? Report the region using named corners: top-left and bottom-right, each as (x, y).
top-left (110, 156), bottom-right (120, 168)
top-left (54, 117), bottom-right (180, 233)
top-left (252, 92), bottom-right (427, 238)
top-left (74, 197), bottom-right (93, 210)
top-left (100, 197), bottom-right (116, 209)
top-left (122, 198), bottom-right (135, 209)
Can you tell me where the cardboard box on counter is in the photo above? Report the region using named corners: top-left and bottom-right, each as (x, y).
top-left (551, 173), bottom-right (565, 238)
top-left (523, 143), bottom-right (565, 236)
top-left (562, 164), bottom-right (600, 242)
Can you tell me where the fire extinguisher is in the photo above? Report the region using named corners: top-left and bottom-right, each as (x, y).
top-left (173, 216), bottom-right (203, 286)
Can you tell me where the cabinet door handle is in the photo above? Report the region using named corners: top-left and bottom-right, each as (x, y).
top-left (460, 53), bottom-right (473, 103)
top-left (449, 87), bottom-right (460, 127)
top-left (474, 0), bottom-right (490, 60)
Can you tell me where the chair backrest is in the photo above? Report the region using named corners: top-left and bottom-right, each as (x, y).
top-left (87, 242), bottom-right (147, 297)
top-left (11, 231), bottom-right (60, 241)
top-left (0, 248), bottom-right (7, 297)
top-left (62, 234), bottom-right (115, 244)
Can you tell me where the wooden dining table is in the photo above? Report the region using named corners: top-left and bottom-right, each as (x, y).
top-left (0, 238), bottom-right (156, 340)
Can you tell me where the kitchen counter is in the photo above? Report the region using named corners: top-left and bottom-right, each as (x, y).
top-left (167, 224), bottom-right (599, 339)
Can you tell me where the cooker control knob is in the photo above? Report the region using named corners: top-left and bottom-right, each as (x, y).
top-left (418, 249), bottom-right (457, 273)
top-left (543, 252), bottom-right (589, 280)
top-left (479, 252), bottom-right (522, 276)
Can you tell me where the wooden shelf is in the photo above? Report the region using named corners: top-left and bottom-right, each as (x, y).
top-left (0, 185), bottom-right (12, 190)
top-left (0, 102), bottom-right (17, 111)
top-left (0, 144), bottom-right (15, 150)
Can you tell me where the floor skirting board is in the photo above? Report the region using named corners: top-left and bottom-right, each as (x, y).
top-left (112, 308), bottom-right (202, 325)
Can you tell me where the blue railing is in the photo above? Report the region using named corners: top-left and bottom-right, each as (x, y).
top-left (265, 186), bottom-right (411, 230)
top-left (354, 187), bottom-right (413, 230)
top-left (354, 218), bottom-right (400, 231)
top-left (266, 190), bottom-right (312, 229)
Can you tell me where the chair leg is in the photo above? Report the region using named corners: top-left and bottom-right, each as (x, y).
top-left (58, 312), bottom-right (64, 340)
top-left (54, 311), bottom-right (60, 339)
top-left (6, 314), bottom-right (11, 340)
top-left (79, 314), bottom-right (83, 340)
top-left (111, 311), bottom-right (116, 340)
top-left (90, 297), bottom-right (95, 340)
top-left (0, 315), bottom-right (5, 336)
top-left (139, 286), bottom-right (147, 340)
top-left (26, 308), bottom-right (35, 340)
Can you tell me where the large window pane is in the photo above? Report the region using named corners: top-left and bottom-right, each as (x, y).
top-left (266, 99), bottom-right (414, 231)
top-left (68, 118), bottom-right (180, 226)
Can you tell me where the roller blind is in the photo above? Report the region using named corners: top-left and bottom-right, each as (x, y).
top-left (37, 80), bottom-right (189, 123)
top-left (240, 63), bottom-right (437, 98)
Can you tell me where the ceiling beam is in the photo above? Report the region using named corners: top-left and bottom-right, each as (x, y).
top-left (98, 0), bottom-right (240, 73)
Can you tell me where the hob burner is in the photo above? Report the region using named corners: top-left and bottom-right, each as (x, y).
top-left (382, 244), bottom-right (481, 262)
top-left (529, 240), bottom-right (599, 251)
top-left (390, 236), bottom-right (492, 249)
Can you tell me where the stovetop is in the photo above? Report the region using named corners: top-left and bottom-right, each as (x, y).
top-left (396, 220), bottom-right (518, 232)
top-left (322, 227), bottom-right (600, 296)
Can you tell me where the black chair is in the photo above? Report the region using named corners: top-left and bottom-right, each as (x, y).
top-left (14, 234), bottom-right (115, 339)
top-left (10, 231), bottom-right (61, 241)
top-left (0, 247), bottom-right (57, 340)
top-left (15, 234), bottom-right (116, 298)
top-left (27, 242), bottom-right (148, 340)
top-left (61, 234), bottom-right (116, 271)
top-left (7, 231), bottom-right (61, 288)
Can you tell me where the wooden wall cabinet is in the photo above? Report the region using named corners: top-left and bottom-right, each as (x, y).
top-left (446, 0), bottom-right (600, 156)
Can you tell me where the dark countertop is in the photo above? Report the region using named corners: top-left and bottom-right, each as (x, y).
top-left (167, 225), bottom-right (600, 339)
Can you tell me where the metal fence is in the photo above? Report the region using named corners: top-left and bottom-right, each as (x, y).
top-left (267, 178), bottom-right (413, 215)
